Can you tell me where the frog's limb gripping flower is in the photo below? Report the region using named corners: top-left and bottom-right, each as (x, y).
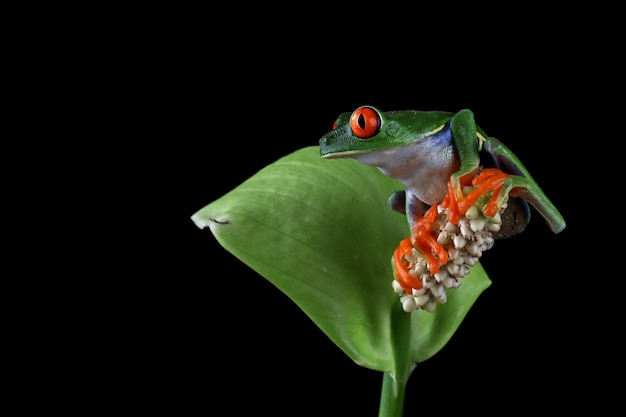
top-left (392, 187), bottom-right (505, 313)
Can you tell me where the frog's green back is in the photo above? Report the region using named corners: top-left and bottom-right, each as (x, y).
top-left (381, 110), bottom-right (454, 143)
top-left (385, 110), bottom-right (454, 131)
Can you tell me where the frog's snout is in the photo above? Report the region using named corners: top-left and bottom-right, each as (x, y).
top-left (319, 123), bottom-right (350, 157)
top-left (319, 133), bottom-right (334, 156)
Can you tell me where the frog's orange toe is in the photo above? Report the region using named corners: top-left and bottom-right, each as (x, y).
top-left (411, 205), bottom-right (448, 274)
top-left (446, 168), bottom-right (512, 219)
top-left (468, 168), bottom-right (511, 216)
top-left (412, 229), bottom-right (447, 274)
top-left (442, 173), bottom-right (475, 223)
top-left (393, 237), bottom-right (422, 292)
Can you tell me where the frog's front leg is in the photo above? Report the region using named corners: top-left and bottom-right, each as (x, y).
top-left (442, 110), bottom-right (520, 224)
top-left (443, 109), bottom-right (484, 223)
top-left (443, 114), bottom-right (566, 234)
top-left (483, 136), bottom-right (566, 234)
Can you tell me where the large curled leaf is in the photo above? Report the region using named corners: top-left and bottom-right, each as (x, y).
top-left (192, 146), bottom-right (490, 376)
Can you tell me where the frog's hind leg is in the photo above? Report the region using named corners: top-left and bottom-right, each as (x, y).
top-left (483, 136), bottom-right (566, 234)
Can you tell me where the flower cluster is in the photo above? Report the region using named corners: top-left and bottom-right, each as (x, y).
top-left (392, 194), bottom-right (505, 312)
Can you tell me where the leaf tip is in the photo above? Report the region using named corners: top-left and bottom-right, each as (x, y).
top-left (191, 211), bottom-right (230, 230)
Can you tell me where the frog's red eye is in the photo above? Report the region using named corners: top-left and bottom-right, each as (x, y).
top-left (350, 107), bottom-right (380, 139)
top-left (332, 119), bottom-right (338, 130)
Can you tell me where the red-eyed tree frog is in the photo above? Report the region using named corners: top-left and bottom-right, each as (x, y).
top-left (319, 105), bottom-right (566, 300)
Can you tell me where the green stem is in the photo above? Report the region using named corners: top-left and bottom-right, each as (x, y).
top-left (379, 302), bottom-right (413, 417)
top-left (378, 371), bottom-right (407, 417)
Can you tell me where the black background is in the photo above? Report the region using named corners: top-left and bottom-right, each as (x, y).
top-left (100, 21), bottom-right (618, 416)
top-left (13, 5), bottom-right (624, 415)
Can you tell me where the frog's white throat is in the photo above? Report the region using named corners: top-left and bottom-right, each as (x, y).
top-left (353, 141), bottom-right (459, 206)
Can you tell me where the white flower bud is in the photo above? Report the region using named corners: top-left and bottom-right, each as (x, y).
top-left (445, 222), bottom-right (459, 234)
top-left (446, 263), bottom-right (460, 276)
top-left (392, 280), bottom-right (405, 294)
top-left (414, 294), bottom-right (431, 307)
top-left (460, 222), bottom-right (473, 238)
top-left (454, 235), bottom-right (467, 249)
top-left (470, 219), bottom-right (486, 232)
top-left (444, 276), bottom-right (461, 288)
top-left (401, 296), bottom-right (417, 312)
top-left (434, 269), bottom-right (448, 283)
top-left (412, 286), bottom-right (427, 296)
top-left (466, 243), bottom-right (481, 257)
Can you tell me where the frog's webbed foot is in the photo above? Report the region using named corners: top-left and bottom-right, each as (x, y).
top-left (393, 204), bottom-right (449, 293)
top-left (393, 237), bottom-right (424, 291)
top-left (443, 168), bottom-right (513, 223)
top-left (410, 205), bottom-right (448, 272)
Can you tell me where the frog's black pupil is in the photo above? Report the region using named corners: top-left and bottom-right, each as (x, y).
top-left (358, 114), bottom-right (365, 128)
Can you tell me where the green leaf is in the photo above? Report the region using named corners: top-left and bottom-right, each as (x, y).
top-left (192, 146), bottom-right (491, 375)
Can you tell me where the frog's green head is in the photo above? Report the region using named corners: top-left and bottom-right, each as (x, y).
top-left (319, 105), bottom-right (454, 158)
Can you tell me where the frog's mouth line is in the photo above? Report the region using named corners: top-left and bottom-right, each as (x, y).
top-left (319, 137), bottom-right (434, 159)
top-left (320, 149), bottom-right (368, 159)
